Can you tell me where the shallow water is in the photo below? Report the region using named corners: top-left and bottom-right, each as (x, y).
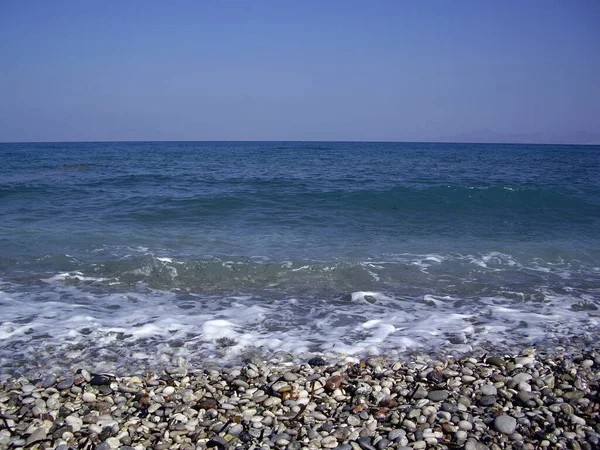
top-left (1, 141), bottom-right (599, 374)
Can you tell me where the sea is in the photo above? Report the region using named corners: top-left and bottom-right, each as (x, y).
top-left (1, 141), bottom-right (599, 376)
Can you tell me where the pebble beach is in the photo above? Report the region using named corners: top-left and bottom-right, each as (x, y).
top-left (1, 348), bottom-right (599, 450)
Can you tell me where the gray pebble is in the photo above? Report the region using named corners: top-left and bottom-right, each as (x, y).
top-left (479, 384), bottom-right (497, 396)
top-left (25, 428), bottom-right (47, 446)
top-left (40, 375), bottom-right (56, 388)
top-left (56, 377), bottom-right (74, 390)
top-left (357, 437), bottom-right (377, 450)
top-left (427, 389), bottom-right (449, 402)
top-left (494, 414), bottom-right (517, 434)
top-left (478, 395), bottom-right (496, 406)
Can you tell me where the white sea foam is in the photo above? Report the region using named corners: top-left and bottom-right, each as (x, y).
top-left (1, 250), bottom-right (599, 376)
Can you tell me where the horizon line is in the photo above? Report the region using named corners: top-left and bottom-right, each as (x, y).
top-left (2, 139), bottom-right (600, 146)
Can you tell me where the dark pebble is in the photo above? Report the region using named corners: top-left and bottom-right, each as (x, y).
top-left (207, 436), bottom-right (229, 448)
top-left (40, 375), bottom-right (57, 388)
top-left (95, 443), bottom-right (111, 450)
top-left (376, 438), bottom-right (390, 450)
top-left (441, 402), bottom-right (458, 413)
top-left (320, 423), bottom-right (334, 433)
top-left (238, 432), bottom-right (253, 442)
top-left (428, 390), bottom-right (449, 402)
top-left (308, 357), bottom-right (327, 367)
top-left (98, 385), bottom-right (113, 395)
top-left (99, 425), bottom-right (114, 441)
top-left (90, 375), bottom-right (112, 386)
top-left (427, 370), bottom-right (446, 384)
top-left (478, 395), bottom-right (497, 406)
top-left (516, 391), bottom-right (536, 406)
top-left (486, 356), bottom-right (506, 367)
top-left (357, 436), bottom-right (377, 450)
top-left (56, 378), bottom-right (74, 390)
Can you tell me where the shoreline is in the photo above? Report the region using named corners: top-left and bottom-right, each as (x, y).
top-left (1, 349), bottom-right (599, 450)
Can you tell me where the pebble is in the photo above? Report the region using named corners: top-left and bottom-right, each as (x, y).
top-left (322, 436), bottom-right (339, 448)
top-left (480, 384), bottom-right (497, 396)
top-left (427, 389), bottom-right (449, 401)
top-left (40, 375), bottom-right (57, 388)
top-left (494, 415), bottom-right (517, 434)
top-left (0, 351), bottom-right (596, 450)
top-left (56, 377), bottom-right (74, 390)
top-left (82, 392), bottom-right (96, 402)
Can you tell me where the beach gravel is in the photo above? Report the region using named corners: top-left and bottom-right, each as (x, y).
top-left (0, 349), bottom-right (599, 449)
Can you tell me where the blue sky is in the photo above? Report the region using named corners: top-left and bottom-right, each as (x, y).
top-left (1, 0), bottom-right (599, 143)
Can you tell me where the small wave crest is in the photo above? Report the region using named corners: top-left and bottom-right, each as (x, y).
top-left (0, 250), bottom-right (598, 375)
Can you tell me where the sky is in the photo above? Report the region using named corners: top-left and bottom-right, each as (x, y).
top-left (1, 0), bottom-right (599, 144)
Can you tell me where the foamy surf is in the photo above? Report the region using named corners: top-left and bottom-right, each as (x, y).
top-left (0, 252), bottom-right (598, 376)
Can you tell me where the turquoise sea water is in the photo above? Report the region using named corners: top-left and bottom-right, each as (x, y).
top-left (1, 141), bottom-right (599, 374)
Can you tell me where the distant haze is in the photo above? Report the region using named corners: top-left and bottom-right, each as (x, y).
top-left (1, 0), bottom-right (599, 144)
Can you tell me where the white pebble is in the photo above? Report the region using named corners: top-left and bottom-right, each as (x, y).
top-left (82, 392), bottom-right (96, 402)
top-left (162, 386), bottom-right (175, 396)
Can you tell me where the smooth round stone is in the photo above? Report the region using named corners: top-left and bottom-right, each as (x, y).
top-left (271, 381), bottom-right (290, 393)
top-left (388, 429), bottom-right (406, 441)
top-left (308, 357), bottom-right (326, 367)
top-left (347, 415), bottom-right (362, 426)
top-left (517, 391), bottom-right (536, 405)
top-left (283, 372), bottom-right (298, 381)
top-left (263, 397), bottom-right (281, 407)
top-left (311, 411), bottom-right (328, 421)
top-left (518, 381), bottom-right (532, 392)
top-left (486, 357), bottom-right (506, 367)
top-left (402, 419), bottom-right (417, 431)
top-left (21, 384), bottom-right (36, 393)
top-left (512, 372), bottom-right (532, 384)
top-left (357, 437), bottom-right (377, 450)
top-left (412, 386), bottom-right (428, 399)
top-left (82, 392), bottom-right (96, 402)
top-left (478, 395), bottom-right (496, 406)
top-left (427, 390), bottom-right (449, 402)
top-left (162, 386), bottom-right (175, 396)
top-left (458, 420), bottom-right (473, 431)
top-left (90, 375), bottom-right (111, 386)
top-left (494, 415), bottom-right (517, 435)
top-left (65, 415), bottom-right (83, 431)
top-left (441, 402), bottom-right (458, 413)
top-left (480, 384), bottom-right (497, 396)
top-left (455, 430), bottom-right (468, 441)
top-left (40, 375), bottom-right (57, 388)
top-left (509, 432), bottom-right (523, 441)
top-left (56, 378), bottom-right (74, 390)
